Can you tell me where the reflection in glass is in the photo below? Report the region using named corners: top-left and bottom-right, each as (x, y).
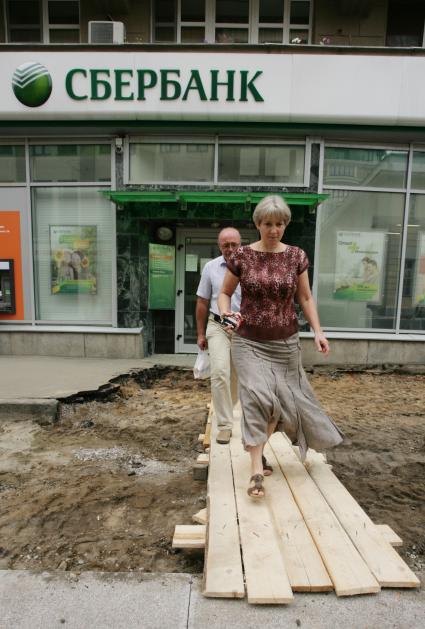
top-left (400, 194), bottom-right (425, 331)
top-left (411, 152), bottom-right (425, 190)
top-left (317, 190), bottom-right (404, 330)
top-left (30, 145), bottom-right (111, 182)
top-left (129, 143), bottom-right (214, 183)
top-left (218, 145), bottom-right (305, 183)
top-left (324, 148), bottom-right (408, 189)
top-left (0, 146), bottom-right (26, 182)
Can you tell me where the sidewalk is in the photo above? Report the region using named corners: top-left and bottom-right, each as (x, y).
top-left (1, 571), bottom-right (424, 629)
top-left (0, 354), bottom-right (196, 400)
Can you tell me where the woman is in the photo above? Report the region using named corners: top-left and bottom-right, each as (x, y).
top-left (217, 195), bottom-right (343, 499)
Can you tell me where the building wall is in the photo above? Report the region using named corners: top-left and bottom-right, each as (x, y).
top-left (81, 0), bottom-right (150, 44)
top-left (0, 2), bottom-right (5, 43)
top-left (314, 0), bottom-right (388, 46)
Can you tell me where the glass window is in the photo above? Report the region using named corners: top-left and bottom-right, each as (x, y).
top-left (289, 28), bottom-right (308, 43)
top-left (386, 0), bottom-right (425, 47)
top-left (181, 26), bottom-right (205, 43)
top-left (32, 187), bottom-right (114, 323)
top-left (49, 28), bottom-right (79, 42)
top-left (259, 27), bottom-right (283, 43)
top-left (411, 151), bottom-right (425, 189)
top-left (129, 143), bottom-right (214, 183)
top-left (218, 144), bottom-right (305, 183)
top-left (400, 194), bottom-right (425, 331)
top-left (7, 0), bottom-right (41, 41)
top-left (181, 0), bottom-right (205, 22)
top-left (324, 148), bottom-right (408, 189)
top-left (0, 146), bottom-right (26, 183)
top-left (48, 1), bottom-right (79, 24)
top-left (290, 1), bottom-right (310, 25)
top-left (316, 190), bottom-right (405, 330)
top-left (216, 0), bottom-right (249, 23)
top-left (8, 0), bottom-right (40, 24)
top-left (30, 144), bottom-right (111, 182)
top-left (215, 27), bottom-right (248, 43)
top-left (153, 0), bottom-right (176, 41)
top-left (259, 0), bottom-right (284, 23)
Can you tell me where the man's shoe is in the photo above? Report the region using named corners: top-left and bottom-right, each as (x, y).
top-left (216, 429), bottom-right (232, 444)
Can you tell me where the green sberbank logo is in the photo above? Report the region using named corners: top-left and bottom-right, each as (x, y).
top-left (12, 62), bottom-right (52, 107)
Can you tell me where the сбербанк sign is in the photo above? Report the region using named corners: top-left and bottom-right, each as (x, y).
top-left (65, 68), bottom-right (263, 102)
top-left (2, 50), bottom-right (425, 126)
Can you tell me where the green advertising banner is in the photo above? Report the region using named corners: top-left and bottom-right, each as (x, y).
top-left (148, 243), bottom-right (176, 310)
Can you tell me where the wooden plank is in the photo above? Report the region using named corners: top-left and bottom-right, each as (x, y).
top-left (198, 433), bottom-right (205, 443)
top-left (263, 443), bottom-right (333, 592)
top-left (203, 422), bottom-right (211, 448)
top-left (306, 458), bottom-right (420, 588)
top-left (197, 453), bottom-right (210, 465)
top-left (376, 524), bottom-right (403, 547)
top-left (269, 433), bottom-right (380, 596)
top-left (203, 408), bottom-right (245, 599)
top-left (192, 508), bottom-right (207, 525)
top-left (172, 525), bottom-right (206, 549)
top-left (229, 421), bottom-right (293, 604)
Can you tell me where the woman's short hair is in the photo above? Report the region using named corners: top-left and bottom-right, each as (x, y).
top-left (252, 195), bottom-right (291, 227)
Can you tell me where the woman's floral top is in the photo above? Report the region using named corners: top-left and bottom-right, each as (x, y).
top-left (227, 245), bottom-right (309, 341)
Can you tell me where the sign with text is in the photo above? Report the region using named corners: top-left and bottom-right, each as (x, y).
top-left (148, 243), bottom-right (176, 310)
top-left (333, 231), bottom-right (386, 303)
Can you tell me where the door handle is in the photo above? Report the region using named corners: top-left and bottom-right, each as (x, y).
top-left (176, 334), bottom-right (182, 340)
top-left (177, 289), bottom-right (183, 296)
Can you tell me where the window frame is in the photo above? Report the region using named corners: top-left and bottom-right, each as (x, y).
top-left (4, 0), bottom-right (80, 43)
top-left (126, 135), bottom-right (310, 187)
top-left (150, 1), bottom-right (313, 44)
top-left (317, 140), bottom-right (425, 335)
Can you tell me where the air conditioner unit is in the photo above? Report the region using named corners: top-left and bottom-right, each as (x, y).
top-left (88, 21), bottom-right (125, 44)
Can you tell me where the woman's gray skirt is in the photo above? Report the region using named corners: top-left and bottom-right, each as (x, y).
top-left (231, 333), bottom-right (343, 461)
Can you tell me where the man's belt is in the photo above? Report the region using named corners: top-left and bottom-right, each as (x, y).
top-left (209, 313), bottom-right (222, 323)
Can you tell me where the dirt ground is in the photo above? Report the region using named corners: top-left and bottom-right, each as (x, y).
top-left (0, 367), bottom-right (424, 577)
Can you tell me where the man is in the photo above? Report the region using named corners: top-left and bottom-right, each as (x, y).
top-left (196, 227), bottom-right (242, 444)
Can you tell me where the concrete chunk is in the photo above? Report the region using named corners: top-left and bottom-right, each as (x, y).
top-left (0, 398), bottom-right (58, 425)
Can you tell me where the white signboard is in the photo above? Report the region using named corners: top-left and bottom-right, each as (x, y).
top-left (333, 231), bottom-right (386, 303)
top-left (1, 51), bottom-right (425, 126)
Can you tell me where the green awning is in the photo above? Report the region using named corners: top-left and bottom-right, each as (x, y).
top-left (103, 190), bottom-right (328, 206)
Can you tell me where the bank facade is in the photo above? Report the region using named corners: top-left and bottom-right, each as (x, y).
top-left (1, 1), bottom-right (425, 362)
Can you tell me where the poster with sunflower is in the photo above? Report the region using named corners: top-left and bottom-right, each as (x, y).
top-left (50, 225), bottom-right (97, 295)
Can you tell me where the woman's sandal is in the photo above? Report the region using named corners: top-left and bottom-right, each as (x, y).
top-left (262, 455), bottom-right (273, 476)
top-left (247, 474), bottom-right (265, 499)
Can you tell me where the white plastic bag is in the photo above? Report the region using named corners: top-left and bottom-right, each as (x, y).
top-left (193, 349), bottom-right (210, 379)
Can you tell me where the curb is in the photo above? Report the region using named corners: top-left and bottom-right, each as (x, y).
top-left (0, 399), bottom-right (58, 425)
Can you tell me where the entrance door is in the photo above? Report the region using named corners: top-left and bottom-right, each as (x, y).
top-left (175, 228), bottom-right (254, 353)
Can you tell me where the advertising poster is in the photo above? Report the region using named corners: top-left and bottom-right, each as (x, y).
top-left (50, 225), bottom-right (97, 294)
top-left (333, 231), bottom-right (386, 303)
top-left (148, 243), bottom-right (175, 309)
top-left (0, 211), bottom-right (23, 319)
top-left (414, 232), bottom-right (425, 306)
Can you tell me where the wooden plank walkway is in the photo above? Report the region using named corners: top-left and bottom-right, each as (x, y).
top-left (197, 403), bottom-right (420, 603)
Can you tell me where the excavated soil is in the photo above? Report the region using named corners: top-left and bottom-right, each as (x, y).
top-left (0, 367), bottom-right (424, 577)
